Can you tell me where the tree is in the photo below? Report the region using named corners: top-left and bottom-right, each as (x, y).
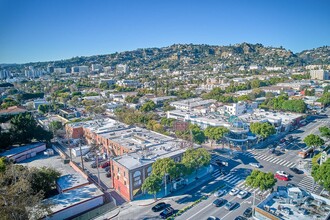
top-left (0, 163), bottom-right (56, 219)
top-left (318, 92), bottom-right (330, 106)
top-left (204, 126), bottom-right (229, 148)
top-left (189, 124), bottom-right (206, 144)
top-left (49, 121), bottom-right (63, 134)
top-left (250, 122), bottom-right (276, 142)
top-left (141, 174), bottom-right (162, 200)
top-left (125, 95), bottom-right (139, 104)
top-left (29, 167), bottom-right (61, 197)
top-left (181, 148), bottom-right (211, 176)
top-left (140, 101), bottom-right (156, 112)
top-left (319, 126), bottom-right (330, 139)
top-left (312, 158), bottom-right (330, 191)
top-left (245, 170), bottom-right (276, 191)
top-left (152, 158), bottom-right (176, 179)
top-left (10, 113), bottom-right (37, 145)
top-left (303, 134), bottom-right (324, 148)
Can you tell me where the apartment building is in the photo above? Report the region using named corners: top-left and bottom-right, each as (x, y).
top-left (65, 118), bottom-right (189, 201)
top-left (310, 69), bottom-right (329, 80)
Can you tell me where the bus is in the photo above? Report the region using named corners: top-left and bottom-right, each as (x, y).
top-left (298, 147), bottom-right (314, 159)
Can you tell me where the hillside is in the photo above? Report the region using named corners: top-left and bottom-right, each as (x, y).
top-left (2, 43), bottom-right (330, 72)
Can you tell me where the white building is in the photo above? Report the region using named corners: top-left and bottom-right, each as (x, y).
top-left (116, 64), bottom-right (128, 74)
top-left (265, 66), bottom-right (283, 71)
top-left (116, 79), bottom-right (140, 88)
top-left (223, 102), bottom-right (247, 116)
top-left (310, 69), bottom-right (329, 80)
top-left (92, 64), bottom-right (103, 72)
top-left (170, 98), bottom-right (216, 111)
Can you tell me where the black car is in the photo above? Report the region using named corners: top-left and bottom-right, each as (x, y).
top-left (274, 150), bottom-right (281, 156)
top-left (212, 198), bottom-right (225, 207)
top-left (106, 171), bottom-right (111, 178)
top-left (243, 207), bottom-right (252, 217)
top-left (290, 167), bottom-right (302, 174)
top-left (152, 202), bottom-right (167, 212)
top-left (159, 207), bottom-right (174, 219)
top-left (235, 216), bottom-right (247, 220)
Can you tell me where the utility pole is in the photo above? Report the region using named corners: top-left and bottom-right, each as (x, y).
top-left (164, 173), bottom-right (168, 196)
top-left (96, 153), bottom-right (101, 186)
top-left (79, 142), bottom-right (84, 170)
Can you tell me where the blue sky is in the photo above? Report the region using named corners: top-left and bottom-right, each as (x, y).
top-left (0, 0), bottom-right (329, 64)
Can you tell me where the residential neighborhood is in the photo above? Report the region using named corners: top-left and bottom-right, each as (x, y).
top-left (1, 1), bottom-right (330, 219)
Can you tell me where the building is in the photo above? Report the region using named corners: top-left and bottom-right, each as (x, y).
top-left (223, 102), bottom-right (247, 116)
top-left (44, 184), bottom-right (104, 220)
top-left (0, 106), bottom-right (27, 116)
top-left (59, 108), bottom-right (79, 119)
top-left (169, 98), bottom-right (216, 111)
top-left (111, 141), bottom-right (187, 201)
top-left (116, 64), bottom-right (128, 74)
top-left (254, 186), bottom-right (330, 220)
top-left (116, 79), bottom-right (140, 88)
top-left (150, 96), bottom-right (177, 106)
top-left (310, 69), bottom-right (329, 80)
top-left (65, 118), bottom-right (193, 201)
top-left (33, 99), bottom-right (50, 109)
top-left (265, 66), bottom-right (283, 71)
top-left (71, 66), bottom-right (89, 73)
top-left (0, 143), bottom-right (46, 163)
top-left (92, 64), bottom-right (103, 72)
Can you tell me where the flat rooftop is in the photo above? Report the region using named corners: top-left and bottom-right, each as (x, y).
top-left (104, 127), bottom-right (174, 152)
top-left (257, 187), bottom-right (330, 220)
top-left (0, 142), bottom-right (45, 158)
top-left (18, 152), bottom-right (89, 191)
top-left (113, 143), bottom-right (187, 170)
top-left (239, 109), bottom-right (304, 125)
top-left (44, 184), bottom-right (103, 214)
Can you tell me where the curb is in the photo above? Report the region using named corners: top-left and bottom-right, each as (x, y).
top-left (137, 198), bottom-right (162, 206)
top-left (108, 209), bottom-right (120, 219)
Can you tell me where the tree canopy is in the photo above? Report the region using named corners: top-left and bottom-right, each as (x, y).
top-left (303, 134), bottom-right (324, 147)
top-left (245, 170), bottom-right (276, 191)
top-left (312, 158), bottom-right (330, 191)
top-left (141, 174), bottom-right (162, 200)
top-left (181, 148), bottom-right (211, 175)
top-left (319, 126), bottom-right (330, 139)
top-left (204, 126), bottom-right (229, 147)
top-left (250, 122), bottom-right (276, 140)
top-left (140, 100), bottom-right (157, 112)
top-left (0, 161), bottom-right (61, 219)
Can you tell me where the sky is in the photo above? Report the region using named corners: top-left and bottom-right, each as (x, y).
top-left (0, 0), bottom-right (329, 64)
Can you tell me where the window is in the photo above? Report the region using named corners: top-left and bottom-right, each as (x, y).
top-left (124, 171), bottom-right (126, 177)
top-left (133, 171), bottom-right (142, 187)
top-left (147, 166), bottom-right (152, 176)
top-left (124, 181), bottom-right (127, 186)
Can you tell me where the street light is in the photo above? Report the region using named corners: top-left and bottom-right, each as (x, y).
top-left (164, 173), bottom-right (168, 196)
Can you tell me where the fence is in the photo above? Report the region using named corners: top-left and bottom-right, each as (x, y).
top-left (72, 202), bottom-right (116, 220)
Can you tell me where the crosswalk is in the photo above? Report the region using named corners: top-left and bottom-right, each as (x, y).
top-left (239, 151), bottom-right (297, 168)
top-left (212, 170), bottom-right (271, 198)
top-left (298, 176), bottom-right (321, 193)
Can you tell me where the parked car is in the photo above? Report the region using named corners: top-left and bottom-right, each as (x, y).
top-left (106, 171), bottom-right (111, 178)
top-left (214, 189), bottom-right (227, 197)
top-left (101, 161), bottom-right (110, 168)
top-left (159, 207), bottom-right (174, 219)
top-left (275, 173), bottom-right (289, 181)
top-left (212, 198), bottom-right (226, 207)
top-left (105, 166), bottom-right (110, 172)
top-left (90, 162), bottom-right (97, 168)
top-left (225, 201), bottom-right (237, 210)
top-left (207, 217), bottom-right (219, 220)
top-left (290, 167), bottom-right (302, 174)
top-left (235, 216), bottom-right (247, 220)
top-left (276, 171), bottom-right (289, 177)
top-left (237, 190), bottom-right (248, 199)
top-left (152, 202), bottom-right (167, 212)
top-left (229, 188), bottom-right (240, 196)
top-left (249, 162), bottom-right (261, 168)
top-left (274, 150), bottom-right (281, 156)
top-left (243, 207), bottom-right (252, 217)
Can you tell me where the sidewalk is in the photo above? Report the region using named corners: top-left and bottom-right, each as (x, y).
top-left (94, 165), bottom-right (216, 219)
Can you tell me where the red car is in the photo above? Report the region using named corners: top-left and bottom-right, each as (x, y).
top-left (275, 173), bottom-right (288, 181)
top-left (100, 161), bottom-right (110, 168)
